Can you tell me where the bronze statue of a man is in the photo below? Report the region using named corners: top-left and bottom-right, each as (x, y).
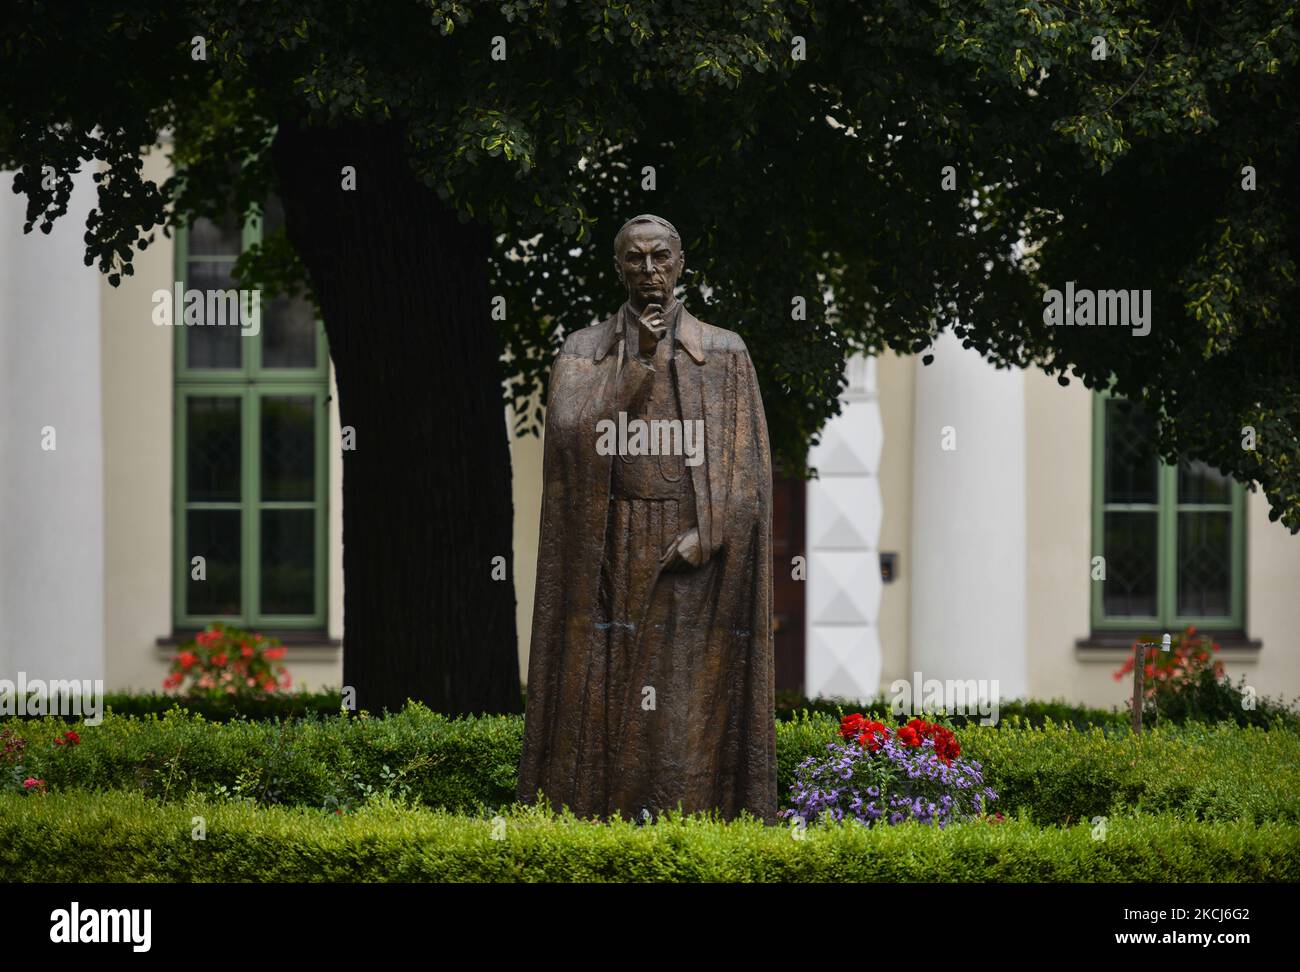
top-left (517, 214), bottom-right (777, 823)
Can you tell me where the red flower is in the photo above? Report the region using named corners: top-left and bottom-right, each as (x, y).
top-left (264, 646), bottom-right (287, 660)
top-left (22, 777), bottom-right (45, 791)
top-left (856, 729), bottom-right (884, 752)
top-left (842, 714), bottom-right (897, 752)
top-left (241, 644), bottom-right (255, 659)
top-left (178, 651), bottom-right (198, 670)
top-left (933, 732), bottom-right (961, 763)
top-left (64, 730), bottom-right (80, 745)
top-left (839, 713), bottom-right (866, 739)
top-left (897, 726), bottom-right (921, 747)
top-left (212, 652), bottom-right (228, 666)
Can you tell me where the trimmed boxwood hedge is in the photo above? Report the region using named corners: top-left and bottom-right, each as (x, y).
top-left (6, 690), bottom-right (1137, 727)
top-left (1, 790), bottom-right (1295, 882)
top-left (16, 686), bottom-right (1294, 730)
top-left (6, 706), bottom-right (1299, 825)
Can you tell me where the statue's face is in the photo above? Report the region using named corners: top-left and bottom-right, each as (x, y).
top-left (615, 223), bottom-right (684, 311)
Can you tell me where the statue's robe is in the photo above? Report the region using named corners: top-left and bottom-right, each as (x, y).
top-left (517, 300), bottom-right (777, 823)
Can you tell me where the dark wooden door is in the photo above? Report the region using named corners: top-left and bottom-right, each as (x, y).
top-left (771, 472), bottom-right (806, 694)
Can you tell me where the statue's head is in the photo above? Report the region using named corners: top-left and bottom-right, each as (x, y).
top-left (613, 214), bottom-right (685, 312)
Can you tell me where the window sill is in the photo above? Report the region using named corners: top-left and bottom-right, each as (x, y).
top-left (156, 631), bottom-right (341, 655)
top-left (1075, 631), bottom-right (1260, 663)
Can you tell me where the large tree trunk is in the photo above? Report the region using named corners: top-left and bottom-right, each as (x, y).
top-left (271, 119), bottom-right (521, 716)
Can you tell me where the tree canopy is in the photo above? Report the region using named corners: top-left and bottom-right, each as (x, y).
top-left (2, 0), bottom-right (1298, 709)
top-left (5, 2), bottom-right (1296, 509)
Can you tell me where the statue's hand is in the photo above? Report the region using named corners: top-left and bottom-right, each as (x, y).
top-left (660, 528), bottom-right (704, 572)
top-left (636, 303), bottom-right (667, 358)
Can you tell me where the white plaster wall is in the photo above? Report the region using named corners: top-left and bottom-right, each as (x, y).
top-left (910, 331), bottom-right (1028, 698)
top-left (875, 350), bottom-right (915, 695)
top-left (99, 150), bottom-right (175, 693)
top-left (1023, 369), bottom-right (1100, 704)
top-left (1241, 493), bottom-right (1300, 706)
top-left (510, 401), bottom-right (544, 681)
top-left (0, 168), bottom-right (105, 684)
top-left (805, 353), bottom-right (883, 699)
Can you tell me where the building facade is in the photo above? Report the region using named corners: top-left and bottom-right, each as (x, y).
top-left (4, 157), bottom-right (1298, 711)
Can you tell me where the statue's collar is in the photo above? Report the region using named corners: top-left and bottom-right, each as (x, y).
top-left (595, 301), bottom-right (706, 365)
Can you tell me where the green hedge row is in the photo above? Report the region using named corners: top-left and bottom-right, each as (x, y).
top-left (2, 790), bottom-right (1295, 882)
top-left (12, 689), bottom-right (1135, 728)
top-left (959, 717), bottom-right (1300, 825)
top-left (7, 706), bottom-right (1299, 825)
top-left (772, 692), bottom-right (1136, 728)
top-left (92, 690), bottom-right (347, 722)
top-left (5, 707), bottom-right (522, 815)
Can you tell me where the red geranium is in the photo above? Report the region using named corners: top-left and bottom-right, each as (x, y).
top-left (838, 713), bottom-right (866, 738)
top-left (839, 714), bottom-right (890, 750)
top-left (858, 722), bottom-right (888, 751)
top-left (838, 713), bottom-right (963, 763)
top-left (165, 623), bottom-right (290, 699)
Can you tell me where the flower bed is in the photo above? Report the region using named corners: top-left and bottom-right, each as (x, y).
top-left (782, 715), bottom-right (995, 828)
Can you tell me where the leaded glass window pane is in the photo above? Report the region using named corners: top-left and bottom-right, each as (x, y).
top-left (260, 396), bottom-right (316, 501)
top-left (186, 510), bottom-right (242, 615)
top-left (1177, 512), bottom-right (1232, 617)
top-left (261, 510), bottom-right (315, 615)
top-left (1102, 511), bottom-right (1159, 617)
top-left (1104, 399), bottom-right (1158, 504)
top-left (186, 397), bottom-right (241, 502)
top-left (1178, 460), bottom-right (1231, 504)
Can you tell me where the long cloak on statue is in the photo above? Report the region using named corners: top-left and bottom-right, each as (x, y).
top-left (517, 300), bottom-right (777, 823)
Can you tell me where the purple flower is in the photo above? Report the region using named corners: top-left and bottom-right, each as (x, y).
top-left (783, 726), bottom-right (996, 830)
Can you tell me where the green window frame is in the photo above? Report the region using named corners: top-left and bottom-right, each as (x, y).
top-left (172, 205), bottom-right (330, 631)
top-left (1090, 393), bottom-right (1245, 632)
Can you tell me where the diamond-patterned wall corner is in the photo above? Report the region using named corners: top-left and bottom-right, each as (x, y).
top-left (808, 476), bottom-right (882, 551)
top-left (809, 549), bottom-right (883, 624)
top-left (808, 401), bottom-right (883, 476)
top-left (807, 624), bottom-right (881, 700)
top-left (804, 354), bottom-right (886, 702)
